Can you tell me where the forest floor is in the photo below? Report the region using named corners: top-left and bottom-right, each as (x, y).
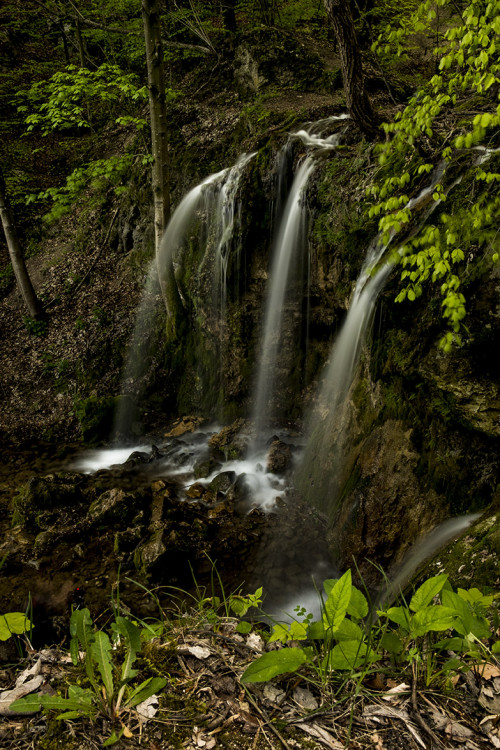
top-left (1, 604), bottom-right (500, 750)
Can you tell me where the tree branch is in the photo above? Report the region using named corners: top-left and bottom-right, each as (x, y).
top-left (31, 0), bottom-right (214, 54)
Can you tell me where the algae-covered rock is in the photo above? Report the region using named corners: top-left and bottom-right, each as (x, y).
top-left (420, 498), bottom-right (500, 592)
top-left (266, 439), bottom-right (292, 474)
top-left (11, 473), bottom-right (85, 530)
top-left (208, 419), bottom-right (251, 459)
top-left (208, 471), bottom-right (237, 493)
top-left (335, 420), bottom-right (448, 586)
top-left (165, 416), bottom-right (205, 437)
top-left (193, 457), bottom-right (221, 479)
top-left (89, 488), bottom-right (141, 525)
top-left (419, 345), bottom-right (500, 437)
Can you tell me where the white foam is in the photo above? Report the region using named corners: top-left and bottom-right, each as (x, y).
top-left (71, 445), bottom-right (150, 473)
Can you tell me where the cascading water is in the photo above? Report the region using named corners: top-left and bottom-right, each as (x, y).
top-left (114, 154), bottom-right (255, 439)
top-left (296, 162), bottom-right (448, 518)
top-left (250, 116), bottom-right (349, 447)
top-left (213, 152), bottom-right (256, 318)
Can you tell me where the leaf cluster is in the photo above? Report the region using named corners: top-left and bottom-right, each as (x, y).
top-left (15, 63), bottom-right (148, 136)
top-left (10, 608), bottom-right (167, 746)
top-left (368, 0), bottom-right (500, 349)
top-left (241, 571), bottom-right (499, 687)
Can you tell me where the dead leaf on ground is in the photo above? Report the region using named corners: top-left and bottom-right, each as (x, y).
top-left (381, 682), bottom-right (411, 702)
top-left (179, 645), bottom-right (212, 660)
top-left (0, 675), bottom-right (44, 716)
top-left (479, 663), bottom-right (500, 680)
top-left (295, 721), bottom-right (343, 749)
top-left (479, 685), bottom-right (500, 714)
top-left (135, 694), bottom-right (160, 722)
top-left (293, 686), bottom-right (318, 711)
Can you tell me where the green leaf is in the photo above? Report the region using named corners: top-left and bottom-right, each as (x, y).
top-left (70, 636), bottom-right (79, 666)
top-left (323, 570), bottom-right (352, 633)
top-left (379, 632), bottom-right (404, 654)
top-left (323, 641), bottom-right (380, 671)
top-left (307, 621), bottom-right (326, 640)
top-left (434, 636), bottom-right (469, 651)
top-left (379, 606), bottom-right (411, 631)
top-left (103, 729), bottom-right (124, 746)
top-left (70, 608), bottom-right (93, 651)
top-left (333, 618), bottom-right (363, 642)
top-left (347, 587), bottom-right (369, 620)
top-left (241, 648), bottom-right (308, 683)
top-left (236, 621), bottom-right (252, 634)
top-left (441, 590), bottom-right (490, 638)
top-left (9, 695), bottom-right (43, 713)
top-left (113, 616), bottom-right (141, 683)
top-left (0, 613), bottom-right (33, 640)
top-left (410, 605), bottom-right (456, 636)
top-left (91, 632), bottom-right (114, 699)
top-left (409, 574), bottom-right (448, 612)
top-left (125, 677), bottom-right (167, 708)
top-left (55, 710), bottom-right (87, 720)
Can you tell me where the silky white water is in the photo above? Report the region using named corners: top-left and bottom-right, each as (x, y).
top-left (115, 155), bottom-right (255, 438)
top-left (213, 152), bottom-right (256, 316)
top-left (251, 117), bottom-right (349, 447)
top-left (251, 156), bottom-right (316, 443)
top-left (297, 163), bottom-right (448, 514)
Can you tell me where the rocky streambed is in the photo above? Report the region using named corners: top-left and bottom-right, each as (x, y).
top-left (0, 420), bottom-right (332, 652)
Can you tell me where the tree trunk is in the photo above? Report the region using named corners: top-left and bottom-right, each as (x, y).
top-left (0, 168), bottom-right (43, 318)
top-left (141, 0), bottom-right (183, 335)
top-left (323, 0), bottom-right (378, 138)
top-left (222, 0), bottom-right (237, 32)
top-left (75, 18), bottom-right (86, 67)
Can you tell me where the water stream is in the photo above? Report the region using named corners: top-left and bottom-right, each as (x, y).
top-left (115, 154), bottom-right (255, 439)
top-left (296, 162), bottom-right (447, 517)
top-left (250, 116), bottom-right (349, 447)
top-left (83, 130), bottom-right (485, 608)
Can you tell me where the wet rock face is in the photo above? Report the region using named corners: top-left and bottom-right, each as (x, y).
top-left (208, 419), bottom-right (251, 459)
top-left (0, 455), bottom-right (329, 645)
top-left (266, 440), bottom-right (292, 474)
top-left (333, 420), bottom-right (448, 588)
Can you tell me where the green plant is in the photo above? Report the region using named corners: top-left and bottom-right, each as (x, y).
top-left (168, 555), bottom-right (263, 627)
top-left (240, 571), bottom-right (499, 689)
top-left (377, 575), bottom-right (497, 686)
top-left (23, 316), bottom-right (48, 337)
top-left (0, 612), bottom-right (33, 642)
top-left (368, 0), bottom-right (500, 350)
top-left (10, 608), bottom-right (167, 746)
top-left (242, 569), bottom-right (380, 683)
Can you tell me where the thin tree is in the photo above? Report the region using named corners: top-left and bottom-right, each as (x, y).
top-left (0, 168), bottom-right (43, 318)
top-left (141, 0), bottom-right (183, 335)
top-left (323, 0), bottom-right (379, 138)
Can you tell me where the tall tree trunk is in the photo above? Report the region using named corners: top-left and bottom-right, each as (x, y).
top-left (323, 0), bottom-right (378, 138)
top-left (141, 0), bottom-right (183, 335)
top-left (222, 0), bottom-right (237, 32)
top-left (0, 168), bottom-right (43, 318)
top-left (59, 20), bottom-right (71, 64)
top-left (75, 18), bottom-right (86, 67)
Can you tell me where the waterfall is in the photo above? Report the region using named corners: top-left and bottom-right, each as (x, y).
top-left (114, 154), bottom-right (255, 439)
top-left (296, 163), bottom-right (448, 516)
top-left (251, 116), bottom-right (349, 447)
top-left (213, 153), bottom-right (256, 318)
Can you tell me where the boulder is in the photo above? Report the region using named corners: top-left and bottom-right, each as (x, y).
top-left (266, 440), bottom-right (292, 474)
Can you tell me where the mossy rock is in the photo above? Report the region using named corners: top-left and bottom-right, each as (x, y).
top-left (416, 502), bottom-right (500, 593)
top-left (73, 394), bottom-right (121, 444)
top-left (11, 473), bottom-right (85, 530)
top-left (88, 488), bottom-right (143, 525)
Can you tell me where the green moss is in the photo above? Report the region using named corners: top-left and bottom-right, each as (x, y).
top-left (73, 394), bottom-right (120, 444)
top-left (418, 509), bottom-right (500, 592)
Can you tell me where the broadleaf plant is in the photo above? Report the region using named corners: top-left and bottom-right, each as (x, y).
top-left (10, 608), bottom-right (167, 745)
